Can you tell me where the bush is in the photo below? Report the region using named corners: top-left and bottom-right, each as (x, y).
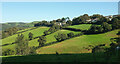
top-left (92, 44), bottom-right (106, 53)
top-left (54, 33), bottom-right (68, 42)
top-left (2, 49), bottom-right (16, 56)
top-left (38, 36), bottom-right (46, 47)
top-left (29, 46), bottom-right (36, 55)
top-left (67, 32), bottom-right (74, 38)
top-left (75, 33), bottom-right (84, 37)
top-left (56, 51), bottom-right (59, 55)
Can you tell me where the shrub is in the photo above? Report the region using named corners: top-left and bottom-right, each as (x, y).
top-left (67, 32), bottom-right (74, 38)
top-left (54, 33), bottom-right (68, 42)
top-left (2, 49), bottom-right (16, 56)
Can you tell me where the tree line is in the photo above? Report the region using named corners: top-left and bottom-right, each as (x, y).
top-left (85, 17), bottom-right (120, 34)
top-left (34, 14), bottom-right (120, 27)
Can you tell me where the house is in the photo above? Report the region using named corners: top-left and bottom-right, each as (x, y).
top-left (86, 19), bottom-right (92, 22)
top-left (91, 18), bottom-right (99, 22)
top-left (105, 15), bottom-right (113, 21)
top-left (55, 22), bottom-right (66, 26)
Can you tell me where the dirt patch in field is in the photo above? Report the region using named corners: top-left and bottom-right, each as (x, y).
top-left (106, 33), bottom-right (117, 37)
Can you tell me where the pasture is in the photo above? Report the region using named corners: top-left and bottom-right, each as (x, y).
top-left (1, 27), bottom-right (49, 45)
top-left (29, 30), bottom-right (81, 47)
top-left (67, 24), bottom-right (92, 30)
top-left (36, 29), bottom-right (120, 54)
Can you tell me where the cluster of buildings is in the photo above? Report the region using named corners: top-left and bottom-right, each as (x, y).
top-left (86, 15), bottom-right (120, 23)
top-left (55, 15), bottom-right (120, 26)
top-left (54, 22), bottom-right (66, 26)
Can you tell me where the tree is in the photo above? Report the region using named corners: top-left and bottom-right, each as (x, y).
top-left (72, 17), bottom-right (81, 25)
top-left (2, 49), bottom-right (16, 56)
top-left (29, 46), bottom-right (36, 55)
top-left (96, 17), bottom-right (109, 24)
top-left (72, 14), bottom-right (90, 24)
top-left (111, 18), bottom-right (118, 24)
top-left (116, 15), bottom-right (120, 20)
top-left (15, 34), bottom-right (30, 55)
top-left (112, 20), bottom-right (120, 29)
top-left (88, 25), bottom-right (104, 33)
top-left (97, 26), bottom-right (104, 33)
top-left (56, 51), bottom-right (59, 55)
top-left (54, 33), bottom-right (61, 42)
top-left (34, 20), bottom-right (50, 27)
top-left (50, 20), bottom-right (56, 26)
top-left (61, 33), bottom-right (68, 41)
top-left (88, 25), bottom-right (98, 33)
top-left (66, 20), bottom-right (72, 25)
top-left (48, 27), bottom-right (56, 33)
top-left (38, 36), bottom-right (46, 47)
top-left (48, 25), bottom-right (61, 33)
top-left (101, 22), bottom-right (112, 32)
top-left (117, 31), bottom-right (120, 37)
top-left (2, 31), bottom-right (7, 39)
top-left (67, 32), bottom-right (74, 38)
top-left (29, 32), bottom-right (33, 40)
top-left (44, 30), bottom-right (49, 35)
top-left (90, 14), bottom-right (103, 19)
top-left (2, 27), bottom-right (19, 39)
top-left (54, 33), bottom-right (68, 42)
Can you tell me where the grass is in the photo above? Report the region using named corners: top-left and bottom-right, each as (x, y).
top-left (2, 44), bottom-right (16, 51)
top-left (2, 29), bottom-right (80, 51)
top-left (36, 29), bottom-right (120, 54)
top-left (67, 24), bottom-right (92, 30)
top-left (17, 27), bottom-right (36, 33)
top-left (29, 30), bottom-right (81, 47)
top-left (2, 53), bottom-right (120, 62)
top-left (1, 27), bottom-right (49, 51)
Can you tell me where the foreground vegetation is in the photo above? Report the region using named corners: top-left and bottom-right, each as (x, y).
top-left (2, 53), bottom-right (120, 62)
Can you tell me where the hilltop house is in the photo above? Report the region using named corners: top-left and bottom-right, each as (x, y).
top-left (86, 19), bottom-right (92, 22)
top-left (91, 18), bottom-right (99, 22)
top-left (54, 22), bottom-right (66, 26)
top-left (105, 15), bottom-right (113, 21)
top-left (86, 18), bottom-right (99, 23)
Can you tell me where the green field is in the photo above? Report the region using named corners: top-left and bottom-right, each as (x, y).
top-left (17, 27), bottom-right (36, 33)
top-left (2, 29), bottom-right (81, 51)
top-left (29, 30), bottom-right (81, 47)
top-left (1, 24), bottom-right (120, 62)
top-left (67, 24), bottom-right (92, 30)
top-left (36, 29), bottom-right (120, 54)
top-left (1, 27), bottom-right (49, 49)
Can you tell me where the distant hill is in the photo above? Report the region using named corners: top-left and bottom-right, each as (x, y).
top-left (1, 21), bottom-right (39, 30)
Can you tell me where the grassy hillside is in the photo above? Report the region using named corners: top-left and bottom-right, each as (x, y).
top-left (1, 27), bottom-right (49, 46)
top-left (2, 29), bottom-right (80, 51)
top-left (1, 22), bottom-right (39, 30)
top-left (36, 29), bottom-right (120, 54)
top-left (67, 24), bottom-right (92, 30)
top-left (17, 27), bottom-right (36, 33)
top-left (29, 30), bottom-right (81, 47)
